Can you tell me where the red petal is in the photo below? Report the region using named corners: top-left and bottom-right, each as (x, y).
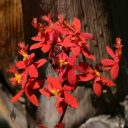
top-left (41, 43), bottom-right (51, 53)
top-left (31, 32), bottom-right (44, 42)
top-left (16, 61), bottom-right (26, 69)
top-left (63, 84), bottom-right (75, 91)
top-left (80, 32), bottom-right (94, 40)
top-left (79, 73), bottom-right (95, 82)
top-left (35, 58), bottom-right (47, 68)
top-left (61, 52), bottom-right (68, 60)
top-left (74, 65), bottom-right (84, 73)
top-left (21, 71), bottom-right (28, 87)
top-left (67, 55), bottom-right (76, 66)
top-left (11, 90), bottom-right (24, 103)
top-left (106, 46), bottom-right (116, 59)
top-left (56, 52), bottom-right (68, 61)
top-left (93, 82), bottom-right (102, 96)
top-left (71, 46), bottom-right (81, 56)
top-left (47, 76), bottom-right (62, 90)
top-left (74, 62), bottom-right (88, 73)
top-left (72, 17), bottom-right (81, 32)
top-left (101, 76), bottom-right (116, 87)
top-left (29, 53), bottom-right (35, 61)
top-left (67, 68), bottom-right (76, 85)
top-left (82, 50), bottom-right (95, 61)
top-left (33, 80), bottom-right (44, 89)
top-left (53, 24), bottom-right (67, 34)
top-left (28, 64), bottom-right (38, 78)
top-left (39, 88), bottom-right (51, 97)
top-left (58, 71), bottom-right (65, 83)
top-left (25, 89), bottom-right (39, 106)
top-left (101, 59), bottom-right (115, 66)
top-left (111, 63), bottom-right (119, 80)
top-left (30, 42), bottom-right (42, 50)
top-left (55, 98), bottom-right (65, 114)
top-left (61, 36), bottom-right (76, 48)
top-left (64, 92), bottom-right (78, 108)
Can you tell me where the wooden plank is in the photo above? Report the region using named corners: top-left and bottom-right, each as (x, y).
top-left (0, 0), bottom-right (24, 72)
top-left (0, 1), bottom-right (27, 128)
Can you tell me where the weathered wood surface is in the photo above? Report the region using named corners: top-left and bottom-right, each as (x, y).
top-left (0, 0), bottom-right (27, 128)
top-left (0, 88), bottom-right (27, 128)
top-left (0, 0), bottom-right (24, 72)
top-left (79, 115), bottom-right (124, 128)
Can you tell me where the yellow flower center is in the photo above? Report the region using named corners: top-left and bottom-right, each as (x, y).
top-left (50, 89), bottom-right (60, 95)
top-left (58, 59), bottom-right (68, 67)
top-left (95, 71), bottom-right (100, 77)
top-left (15, 74), bottom-right (22, 84)
top-left (22, 52), bottom-right (28, 61)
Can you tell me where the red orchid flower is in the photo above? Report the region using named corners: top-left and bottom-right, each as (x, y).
top-left (31, 16), bottom-right (52, 53)
top-left (30, 29), bottom-right (61, 54)
top-left (58, 17), bottom-right (95, 61)
top-left (101, 38), bottom-right (122, 79)
top-left (15, 52), bottom-right (46, 87)
top-left (39, 76), bottom-right (78, 114)
top-left (18, 42), bottom-right (29, 61)
top-left (54, 52), bottom-right (77, 85)
top-left (7, 65), bottom-right (22, 86)
top-left (8, 42), bottom-right (46, 106)
top-left (11, 78), bottom-right (44, 106)
top-left (30, 14), bottom-right (61, 54)
top-left (30, 31), bottom-right (52, 53)
top-left (53, 14), bottom-right (73, 35)
top-left (78, 64), bottom-right (115, 96)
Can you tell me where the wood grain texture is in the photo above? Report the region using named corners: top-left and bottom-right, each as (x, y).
top-left (0, 0), bottom-right (24, 72)
top-left (0, 1), bottom-right (27, 128)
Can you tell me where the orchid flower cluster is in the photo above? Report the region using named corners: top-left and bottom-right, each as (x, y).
top-left (8, 14), bottom-right (122, 128)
